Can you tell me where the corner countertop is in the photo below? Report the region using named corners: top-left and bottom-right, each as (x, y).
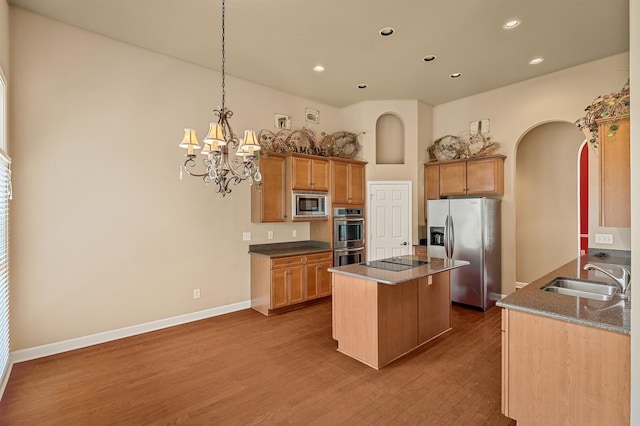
top-left (328, 255), bottom-right (469, 285)
top-left (248, 241), bottom-right (332, 258)
top-left (497, 255), bottom-right (631, 335)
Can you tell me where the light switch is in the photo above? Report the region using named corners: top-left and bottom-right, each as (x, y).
top-left (242, 232), bottom-right (251, 241)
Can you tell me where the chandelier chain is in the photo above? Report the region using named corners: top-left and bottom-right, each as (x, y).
top-left (221, 0), bottom-right (226, 109)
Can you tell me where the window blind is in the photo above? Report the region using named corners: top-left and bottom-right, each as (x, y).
top-left (0, 149), bottom-right (10, 386)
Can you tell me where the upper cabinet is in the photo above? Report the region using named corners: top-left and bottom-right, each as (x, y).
top-left (598, 116), bottom-right (630, 227)
top-left (251, 154), bottom-right (287, 223)
top-left (289, 155), bottom-right (329, 192)
top-left (425, 155), bottom-right (505, 199)
top-left (331, 158), bottom-right (366, 205)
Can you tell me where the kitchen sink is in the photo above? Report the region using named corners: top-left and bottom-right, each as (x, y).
top-left (540, 277), bottom-right (618, 301)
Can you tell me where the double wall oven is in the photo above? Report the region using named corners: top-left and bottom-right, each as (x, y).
top-left (333, 207), bottom-right (365, 266)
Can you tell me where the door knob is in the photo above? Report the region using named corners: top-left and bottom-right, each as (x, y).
top-left (401, 242), bottom-right (408, 246)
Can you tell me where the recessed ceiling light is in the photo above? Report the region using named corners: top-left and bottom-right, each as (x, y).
top-left (379, 27), bottom-right (395, 37)
top-left (313, 65), bottom-right (325, 72)
top-left (357, 84), bottom-right (368, 89)
top-left (503, 19), bottom-right (521, 29)
top-left (529, 57), bottom-right (544, 65)
top-left (449, 73), bottom-right (462, 79)
top-left (423, 55), bottom-right (437, 62)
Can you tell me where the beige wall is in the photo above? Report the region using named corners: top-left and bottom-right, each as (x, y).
top-left (340, 100), bottom-right (433, 243)
top-left (515, 122), bottom-right (584, 284)
top-left (433, 52), bottom-right (630, 295)
top-left (9, 8), bottom-right (344, 350)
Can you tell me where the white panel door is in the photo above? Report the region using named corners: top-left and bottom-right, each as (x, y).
top-left (367, 182), bottom-right (412, 261)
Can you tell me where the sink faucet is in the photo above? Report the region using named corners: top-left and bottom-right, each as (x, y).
top-left (583, 263), bottom-right (631, 299)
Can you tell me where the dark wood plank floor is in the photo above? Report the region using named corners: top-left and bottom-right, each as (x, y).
top-left (0, 300), bottom-right (515, 425)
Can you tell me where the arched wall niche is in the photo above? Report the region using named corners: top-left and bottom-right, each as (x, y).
top-left (375, 112), bottom-right (404, 164)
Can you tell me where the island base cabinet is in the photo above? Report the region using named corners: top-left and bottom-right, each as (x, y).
top-left (501, 309), bottom-right (630, 425)
top-left (333, 272), bottom-right (451, 369)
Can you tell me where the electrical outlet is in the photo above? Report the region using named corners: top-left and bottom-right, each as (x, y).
top-left (292, 229), bottom-right (297, 237)
top-left (268, 231), bottom-right (273, 240)
top-left (595, 233), bottom-right (614, 244)
top-left (193, 289), bottom-right (200, 299)
top-left (242, 232), bottom-right (251, 241)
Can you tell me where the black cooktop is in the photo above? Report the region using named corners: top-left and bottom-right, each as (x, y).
top-left (364, 258), bottom-right (430, 272)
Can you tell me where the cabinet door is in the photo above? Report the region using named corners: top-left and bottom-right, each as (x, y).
top-left (439, 161), bottom-right (467, 196)
top-left (311, 159), bottom-right (329, 192)
top-left (348, 163), bottom-right (366, 204)
top-left (271, 269), bottom-right (289, 309)
top-left (291, 156), bottom-right (313, 190)
top-left (305, 263), bottom-right (319, 300)
top-left (466, 157), bottom-right (504, 195)
top-left (424, 163), bottom-right (440, 200)
top-left (289, 267), bottom-right (305, 305)
top-left (317, 261), bottom-right (333, 297)
top-left (331, 161), bottom-right (350, 204)
top-left (599, 117), bottom-right (630, 227)
top-left (253, 155), bottom-right (286, 222)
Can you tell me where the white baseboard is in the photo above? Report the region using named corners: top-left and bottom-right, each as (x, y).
top-left (0, 358), bottom-right (13, 401)
top-left (515, 281), bottom-right (528, 290)
top-left (11, 300), bottom-right (251, 364)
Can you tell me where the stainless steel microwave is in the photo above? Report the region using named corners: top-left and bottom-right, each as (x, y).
top-left (292, 191), bottom-right (328, 220)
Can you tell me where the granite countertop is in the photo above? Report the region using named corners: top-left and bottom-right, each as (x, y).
top-left (248, 241), bottom-right (332, 258)
top-left (497, 255), bottom-right (631, 335)
top-left (328, 255), bottom-right (469, 285)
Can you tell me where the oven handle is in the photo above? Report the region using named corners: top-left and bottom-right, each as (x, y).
top-left (334, 218), bottom-right (365, 224)
top-left (334, 247), bottom-right (365, 253)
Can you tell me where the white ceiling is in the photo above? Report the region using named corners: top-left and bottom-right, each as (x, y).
top-left (8, 0), bottom-right (630, 107)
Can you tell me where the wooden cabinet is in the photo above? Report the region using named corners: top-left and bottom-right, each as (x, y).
top-left (598, 116), bottom-right (630, 227)
top-left (501, 309), bottom-right (630, 425)
top-left (270, 256), bottom-right (305, 309)
top-left (414, 245), bottom-right (428, 257)
top-left (289, 155), bottom-right (329, 192)
top-left (424, 155), bottom-right (505, 199)
top-left (250, 251), bottom-right (333, 316)
top-left (304, 251), bottom-right (333, 300)
top-left (424, 163), bottom-right (440, 200)
top-left (331, 158), bottom-right (366, 205)
top-left (251, 154), bottom-right (287, 223)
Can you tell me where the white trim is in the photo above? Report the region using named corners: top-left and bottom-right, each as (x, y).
top-left (0, 355), bottom-right (12, 401)
top-left (11, 300), bottom-right (251, 363)
top-left (515, 281), bottom-right (528, 289)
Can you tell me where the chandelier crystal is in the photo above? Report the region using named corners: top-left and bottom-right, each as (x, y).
top-left (178, 0), bottom-right (261, 196)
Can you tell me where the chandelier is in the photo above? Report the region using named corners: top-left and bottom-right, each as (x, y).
top-left (178, 0), bottom-right (262, 196)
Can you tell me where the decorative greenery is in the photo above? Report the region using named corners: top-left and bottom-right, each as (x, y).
top-left (258, 128), bottom-right (362, 159)
top-left (575, 79), bottom-right (630, 150)
top-left (428, 132), bottom-right (500, 162)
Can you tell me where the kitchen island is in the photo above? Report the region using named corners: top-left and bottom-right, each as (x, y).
top-left (328, 256), bottom-right (469, 369)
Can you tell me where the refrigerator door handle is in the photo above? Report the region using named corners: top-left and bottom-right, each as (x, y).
top-left (449, 214), bottom-right (455, 258)
top-left (444, 215), bottom-right (451, 258)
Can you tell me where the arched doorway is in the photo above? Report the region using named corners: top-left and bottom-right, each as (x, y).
top-left (515, 121), bottom-right (585, 286)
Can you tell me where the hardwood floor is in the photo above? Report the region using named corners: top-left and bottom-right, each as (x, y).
top-left (0, 301), bottom-right (515, 425)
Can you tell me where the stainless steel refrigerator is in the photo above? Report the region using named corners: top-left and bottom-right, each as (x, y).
top-left (427, 198), bottom-right (501, 311)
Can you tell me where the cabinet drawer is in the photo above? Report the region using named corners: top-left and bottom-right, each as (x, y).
top-left (305, 251), bottom-right (333, 264)
top-left (271, 256), bottom-right (304, 269)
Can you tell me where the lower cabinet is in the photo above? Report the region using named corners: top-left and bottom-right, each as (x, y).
top-left (501, 309), bottom-right (630, 425)
top-left (251, 251), bottom-right (333, 316)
